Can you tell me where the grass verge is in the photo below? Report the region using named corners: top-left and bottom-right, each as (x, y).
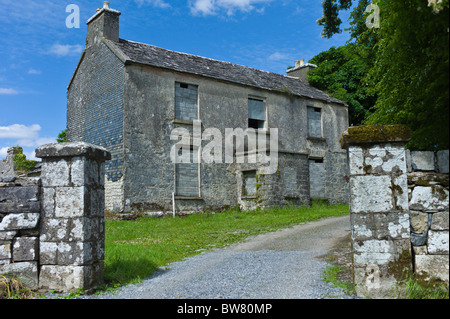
top-left (104, 201), bottom-right (349, 287)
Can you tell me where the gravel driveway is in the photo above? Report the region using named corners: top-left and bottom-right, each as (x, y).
top-left (82, 215), bottom-right (354, 299)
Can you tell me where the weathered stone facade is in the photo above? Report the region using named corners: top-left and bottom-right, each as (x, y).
top-left (66, 4), bottom-right (349, 215)
top-left (341, 125), bottom-right (449, 298)
top-left (0, 142), bottom-right (110, 292)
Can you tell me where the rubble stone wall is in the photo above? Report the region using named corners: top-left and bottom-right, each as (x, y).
top-left (341, 125), bottom-right (449, 298)
top-left (0, 142), bottom-right (110, 292)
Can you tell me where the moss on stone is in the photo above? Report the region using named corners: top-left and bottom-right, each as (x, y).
top-left (340, 125), bottom-right (411, 149)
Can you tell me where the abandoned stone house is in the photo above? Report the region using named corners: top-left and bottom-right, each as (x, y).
top-left (66, 3), bottom-right (349, 214)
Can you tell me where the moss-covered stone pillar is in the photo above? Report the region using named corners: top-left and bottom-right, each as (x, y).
top-left (35, 142), bottom-right (111, 292)
top-left (340, 125), bottom-right (412, 298)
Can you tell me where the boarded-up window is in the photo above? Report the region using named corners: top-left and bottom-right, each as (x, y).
top-left (242, 170), bottom-right (257, 196)
top-left (284, 167), bottom-right (297, 196)
top-left (307, 107), bottom-right (322, 138)
top-left (248, 97), bottom-right (266, 129)
top-left (176, 148), bottom-right (199, 197)
top-left (175, 82), bottom-right (198, 121)
top-left (309, 158), bottom-right (326, 199)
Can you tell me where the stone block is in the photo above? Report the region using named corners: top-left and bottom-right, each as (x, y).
top-left (415, 255), bottom-right (449, 282)
top-left (12, 237), bottom-right (38, 261)
top-left (352, 212), bottom-right (410, 240)
top-left (352, 239), bottom-right (396, 266)
top-left (410, 186), bottom-right (449, 211)
top-left (39, 263), bottom-right (104, 291)
top-left (71, 157), bottom-right (100, 187)
top-left (0, 201), bottom-right (40, 214)
top-left (0, 261), bottom-right (39, 290)
top-left (431, 211), bottom-right (449, 230)
top-left (54, 186), bottom-right (86, 218)
top-left (436, 150), bottom-right (449, 174)
top-left (427, 230), bottom-right (449, 254)
top-left (0, 185), bottom-right (40, 203)
top-left (40, 159), bottom-right (71, 187)
top-left (364, 144), bottom-right (407, 175)
top-left (35, 142), bottom-right (111, 162)
top-left (0, 243), bottom-right (11, 260)
top-left (0, 230), bottom-right (16, 241)
top-left (353, 265), bottom-right (398, 299)
top-left (411, 151), bottom-right (435, 171)
top-left (350, 175), bottom-right (404, 213)
top-left (405, 149), bottom-right (412, 172)
top-left (410, 211), bottom-right (429, 234)
top-left (0, 213), bottom-right (40, 231)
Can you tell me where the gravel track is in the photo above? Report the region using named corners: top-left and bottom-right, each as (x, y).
top-left (79, 215), bottom-right (354, 299)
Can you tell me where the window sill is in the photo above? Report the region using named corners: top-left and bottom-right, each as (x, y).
top-left (174, 196), bottom-right (203, 200)
top-left (307, 136), bottom-right (327, 142)
top-left (172, 119), bottom-right (194, 125)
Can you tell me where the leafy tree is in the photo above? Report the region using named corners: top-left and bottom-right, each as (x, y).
top-left (12, 146), bottom-right (37, 174)
top-left (306, 43), bottom-right (376, 126)
top-left (316, 0), bottom-right (449, 150)
top-left (57, 129), bottom-right (67, 143)
top-left (317, 0), bottom-right (353, 38)
top-left (364, 0), bottom-right (449, 150)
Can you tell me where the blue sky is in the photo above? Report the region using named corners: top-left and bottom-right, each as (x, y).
top-left (0, 0), bottom-right (353, 160)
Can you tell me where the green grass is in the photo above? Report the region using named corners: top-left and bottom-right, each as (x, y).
top-left (104, 201), bottom-right (349, 286)
top-left (322, 264), bottom-right (356, 296)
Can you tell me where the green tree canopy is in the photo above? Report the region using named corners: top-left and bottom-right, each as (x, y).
top-left (57, 129), bottom-right (67, 143)
top-left (307, 43), bottom-right (376, 126)
top-left (364, 0), bottom-right (449, 150)
top-left (315, 0), bottom-right (449, 150)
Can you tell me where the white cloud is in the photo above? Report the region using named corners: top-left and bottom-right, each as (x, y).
top-left (0, 88), bottom-right (19, 95)
top-left (134, 0), bottom-right (171, 8)
top-left (28, 68), bottom-right (42, 75)
top-left (0, 147), bottom-right (8, 160)
top-left (0, 124), bottom-right (55, 158)
top-left (48, 44), bottom-right (83, 57)
top-left (268, 51), bottom-right (291, 61)
top-left (190, 0), bottom-right (273, 16)
top-left (0, 124), bottom-right (41, 140)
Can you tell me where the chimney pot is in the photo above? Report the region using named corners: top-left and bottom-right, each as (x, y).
top-left (295, 60), bottom-right (300, 68)
top-left (103, 1), bottom-right (110, 9)
top-left (300, 59), bottom-right (305, 67)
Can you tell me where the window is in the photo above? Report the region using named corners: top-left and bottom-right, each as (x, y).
top-left (307, 106), bottom-right (322, 138)
top-left (248, 97), bottom-right (266, 129)
top-left (175, 147), bottom-right (199, 197)
top-left (242, 170), bottom-right (257, 196)
top-left (284, 167), bottom-right (297, 196)
top-left (309, 158), bottom-right (326, 199)
top-left (175, 82), bottom-right (198, 122)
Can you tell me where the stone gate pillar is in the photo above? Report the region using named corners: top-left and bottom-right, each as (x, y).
top-left (340, 125), bottom-right (412, 298)
top-left (35, 142), bottom-right (111, 292)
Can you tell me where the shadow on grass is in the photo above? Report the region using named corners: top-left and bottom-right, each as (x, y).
top-left (104, 258), bottom-right (160, 286)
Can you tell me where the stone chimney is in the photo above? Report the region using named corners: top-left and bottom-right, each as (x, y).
top-left (287, 59), bottom-right (317, 82)
top-left (86, 1), bottom-right (121, 47)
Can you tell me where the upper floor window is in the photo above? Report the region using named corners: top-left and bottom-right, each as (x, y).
top-left (248, 97), bottom-right (266, 129)
top-left (307, 106), bottom-right (322, 138)
top-left (175, 82), bottom-right (198, 122)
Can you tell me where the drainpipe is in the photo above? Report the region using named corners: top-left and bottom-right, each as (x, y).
top-left (172, 192), bottom-right (176, 218)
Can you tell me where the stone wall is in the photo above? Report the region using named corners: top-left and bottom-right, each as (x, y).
top-left (0, 176), bottom-right (41, 289)
top-left (0, 142), bottom-right (110, 292)
top-left (0, 148), bottom-right (17, 177)
top-left (407, 150), bottom-right (449, 283)
top-left (341, 125), bottom-right (449, 298)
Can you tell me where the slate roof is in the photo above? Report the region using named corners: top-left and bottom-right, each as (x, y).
top-left (108, 38), bottom-right (344, 105)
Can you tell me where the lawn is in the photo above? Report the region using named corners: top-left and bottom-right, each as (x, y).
top-left (104, 201), bottom-right (349, 286)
